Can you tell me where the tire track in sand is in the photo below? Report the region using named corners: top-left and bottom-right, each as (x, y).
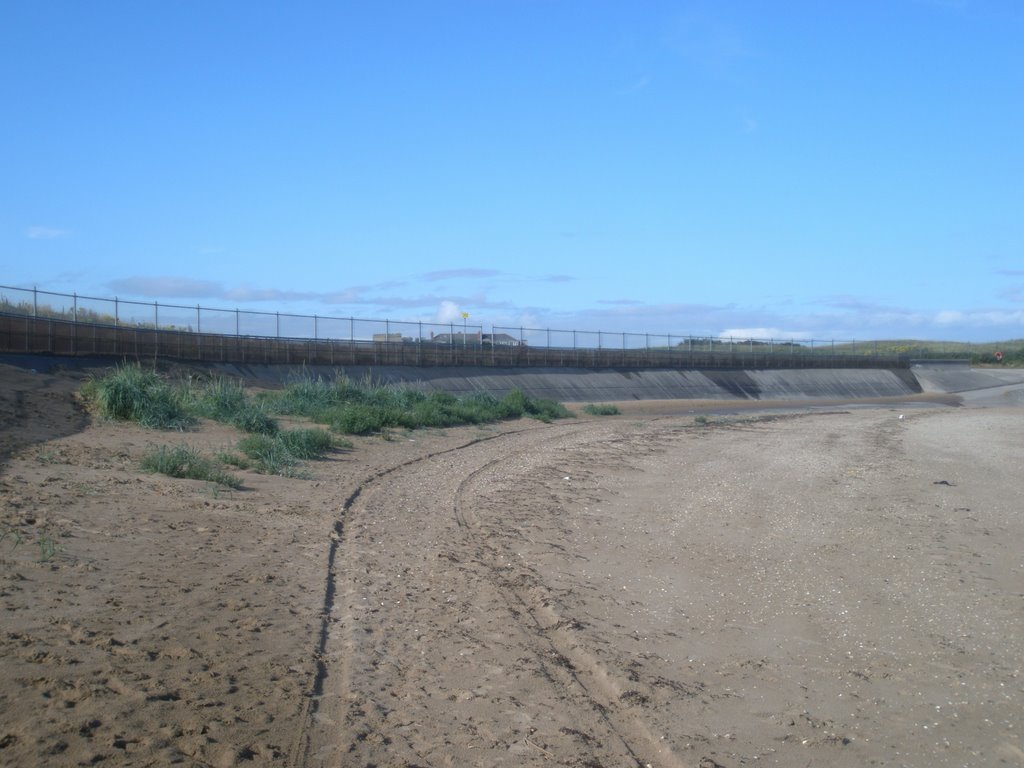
top-left (453, 424), bottom-right (691, 768)
top-left (292, 420), bottom-right (590, 767)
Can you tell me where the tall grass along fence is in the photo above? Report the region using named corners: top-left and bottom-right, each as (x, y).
top-left (1, 284), bottom-right (917, 370)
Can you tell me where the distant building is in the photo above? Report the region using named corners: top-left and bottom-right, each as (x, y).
top-left (430, 331), bottom-right (526, 347)
top-left (372, 332), bottom-right (406, 343)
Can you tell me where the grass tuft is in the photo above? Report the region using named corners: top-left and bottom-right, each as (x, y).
top-left (237, 428), bottom-right (337, 475)
top-left (82, 364), bottom-right (194, 430)
top-left (582, 403), bottom-right (621, 416)
top-left (182, 376), bottom-right (279, 434)
top-left (140, 444), bottom-right (242, 488)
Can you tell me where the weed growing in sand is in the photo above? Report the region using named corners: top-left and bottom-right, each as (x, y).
top-left (694, 415), bottom-right (709, 425)
top-left (36, 530), bottom-right (62, 562)
top-left (204, 483), bottom-right (235, 500)
top-left (82, 364), bottom-right (195, 430)
top-left (582, 403), bottom-right (620, 416)
top-left (277, 428), bottom-right (338, 458)
top-left (236, 428), bottom-right (338, 476)
top-left (140, 444), bottom-right (242, 489)
top-left (35, 448), bottom-right (63, 465)
top-left (181, 376), bottom-right (280, 435)
top-left (217, 451), bottom-right (253, 470)
top-left (1, 526), bottom-right (22, 553)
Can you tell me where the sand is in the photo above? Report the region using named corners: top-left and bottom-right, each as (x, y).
top-left (0, 362), bottom-right (1021, 767)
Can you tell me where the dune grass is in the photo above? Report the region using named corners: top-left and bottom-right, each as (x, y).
top-left (83, 367), bottom-right (574, 486)
top-left (180, 376), bottom-right (279, 434)
top-left (582, 403), bottom-right (620, 416)
top-left (262, 374), bottom-right (571, 435)
top-left (140, 444), bottom-right (242, 488)
top-left (236, 428), bottom-right (341, 476)
top-left (81, 364), bottom-right (195, 430)
top-left (83, 366), bottom-right (573, 450)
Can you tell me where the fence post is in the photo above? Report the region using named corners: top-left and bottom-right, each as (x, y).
top-left (33, 287), bottom-right (38, 317)
top-left (114, 298), bottom-right (119, 327)
top-left (276, 312), bottom-right (280, 338)
top-left (314, 315), bottom-right (318, 341)
top-left (235, 309), bottom-right (239, 336)
top-left (73, 292), bottom-right (78, 322)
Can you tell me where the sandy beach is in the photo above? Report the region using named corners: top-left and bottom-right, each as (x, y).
top-left (1, 362), bottom-right (1021, 767)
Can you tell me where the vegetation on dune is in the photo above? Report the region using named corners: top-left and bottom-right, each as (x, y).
top-left (262, 374), bottom-right (571, 433)
top-left (83, 365), bottom-right (571, 481)
top-left (582, 403), bottom-right (620, 416)
top-left (140, 444), bottom-right (242, 488)
top-left (180, 376), bottom-right (279, 435)
top-left (236, 428), bottom-right (341, 476)
top-left (828, 339), bottom-right (1024, 366)
top-left (81, 364), bottom-right (195, 430)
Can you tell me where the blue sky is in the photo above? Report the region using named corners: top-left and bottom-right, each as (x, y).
top-left (3, 1), bottom-right (1023, 341)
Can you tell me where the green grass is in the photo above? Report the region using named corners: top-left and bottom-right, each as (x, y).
top-left (262, 375), bottom-right (572, 434)
top-left (582, 403), bottom-right (620, 416)
top-left (237, 434), bottom-right (301, 476)
top-left (828, 338), bottom-right (1024, 366)
top-left (82, 364), bottom-right (195, 430)
top-left (140, 444), bottom-right (242, 488)
top-left (180, 376), bottom-right (280, 434)
top-left (84, 369), bottom-right (572, 468)
top-left (277, 427), bottom-right (341, 458)
top-left (1, 527), bottom-right (22, 553)
top-left (236, 428), bottom-right (340, 476)
top-left (36, 530), bottom-right (63, 563)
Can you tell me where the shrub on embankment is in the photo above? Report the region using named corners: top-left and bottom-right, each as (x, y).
top-left (83, 364), bottom-right (570, 439)
top-left (261, 374), bottom-right (571, 434)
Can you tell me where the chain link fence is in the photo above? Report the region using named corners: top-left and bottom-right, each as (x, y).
top-left (0, 284), bottom-right (928, 368)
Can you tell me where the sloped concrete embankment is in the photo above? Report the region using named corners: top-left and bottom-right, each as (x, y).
top-left (206, 364), bottom-right (925, 402)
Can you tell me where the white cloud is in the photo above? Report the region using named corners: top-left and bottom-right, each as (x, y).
top-left (26, 226), bottom-right (69, 239)
top-left (435, 300), bottom-right (463, 324)
top-left (934, 310), bottom-right (964, 324)
top-left (719, 327), bottom-right (812, 341)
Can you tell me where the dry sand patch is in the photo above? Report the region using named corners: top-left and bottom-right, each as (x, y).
top-left (1, 363), bottom-right (1021, 767)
